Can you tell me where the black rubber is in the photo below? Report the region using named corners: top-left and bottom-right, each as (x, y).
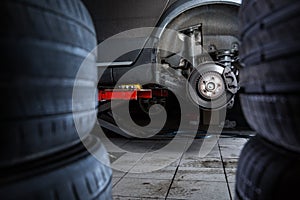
top-left (235, 136), bottom-right (300, 200)
top-left (240, 94), bottom-right (300, 153)
top-left (239, 0), bottom-right (300, 149)
top-left (240, 0), bottom-right (300, 62)
top-left (240, 58), bottom-right (300, 94)
top-left (0, 0), bottom-right (97, 166)
top-left (239, 0), bottom-right (300, 92)
top-left (0, 135), bottom-right (113, 200)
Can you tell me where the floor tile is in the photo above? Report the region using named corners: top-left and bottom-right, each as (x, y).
top-left (129, 152), bottom-right (182, 173)
top-left (229, 182), bottom-right (236, 200)
top-left (112, 169), bottom-right (126, 178)
top-left (218, 138), bottom-right (247, 159)
top-left (175, 168), bottom-right (226, 182)
top-left (110, 134), bottom-right (250, 199)
top-left (112, 177), bottom-right (123, 187)
top-left (218, 138), bottom-right (248, 147)
top-left (179, 157), bottom-right (223, 168)
top-left (223, 158), bottom-right (238, 183)
top-left (113, 178), bottom-right (172, 198)
top-left (113, 196), bottom-right (140, 200)
top-left (167, 180), bottom-right (230, 200)
top-left (125, 167), bottom-right (177, 180)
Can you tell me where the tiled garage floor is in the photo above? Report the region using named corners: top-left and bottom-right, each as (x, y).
top-left (102, 133), bottom-right (250, 200)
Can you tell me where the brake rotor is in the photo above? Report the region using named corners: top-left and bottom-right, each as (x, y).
top-left (187, 62), bottom-right (236, 110)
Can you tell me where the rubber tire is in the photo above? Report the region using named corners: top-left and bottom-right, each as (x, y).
top-left (235, 136), bottom-right (300, 200)
top-left (239, 0), bottom-right (300, 150)
top-left (0, 0), bottom-right (97, 166)
top-left (239, 0), bottom-right (300, 91)
top-left (0, 135), bottom-right (112, 200)
top-left (240, 0), bottom-right (300, 60)
top-left (240, 94), bottom-right (300, 153)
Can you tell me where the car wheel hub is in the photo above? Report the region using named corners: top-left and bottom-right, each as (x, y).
top-left (198, 71), bottom-right (225, 100)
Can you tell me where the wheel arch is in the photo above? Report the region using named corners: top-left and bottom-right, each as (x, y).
top-left (155, 0), bottom-right (241, 39)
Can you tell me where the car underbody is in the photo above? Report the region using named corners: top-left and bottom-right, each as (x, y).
top-left (82, 0), bottom-right (249, 135)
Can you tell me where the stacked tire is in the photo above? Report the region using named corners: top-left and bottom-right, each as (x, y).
top-left (236, 136), bottom-right (300, 200)
top-left (236, 0), bottom-right (300, 199)
top-left (0, 0), bottom-right (112, 199)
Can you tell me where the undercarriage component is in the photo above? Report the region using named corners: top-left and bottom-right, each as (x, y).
top-left (154, 3), bottom-right (241, 111)
top-left (188, 62), bottom-right (238, 110)
top-left (139, 97), bottom-right (166, 115)
top-left (98, 87), bottom-right (168, 101)
top-left (158, 23), bottom-right (239, 110)
top-left (137, 86), bottom-right (169, 115)
top-left (98, 89), bottom-right (152, 101)
top-left (198, 71), bottom-right (225, 100)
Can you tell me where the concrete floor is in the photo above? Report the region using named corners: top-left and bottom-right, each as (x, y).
top-left (102, 133), bottom-right (250, 200)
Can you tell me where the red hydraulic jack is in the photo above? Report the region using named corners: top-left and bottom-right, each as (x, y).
top-left (98, 86), bottom-right (168, 138)
top-left (98, 88), bottom-right (168, 101)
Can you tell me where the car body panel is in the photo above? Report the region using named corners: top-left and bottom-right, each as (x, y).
top-left (82, 0), bottom-right (171, 63)
top-left (83, 0), bottom-right (241, 65)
